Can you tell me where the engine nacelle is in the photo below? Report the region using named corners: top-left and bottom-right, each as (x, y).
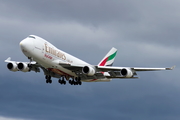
top-left (121, 68), bottom-right (133, 78)
top-left (82, 66), bottom-right (96, 76)
top-left (7, 62), bottom-right (18, 72)
top-left (17, 62), bottom-right (30, 72)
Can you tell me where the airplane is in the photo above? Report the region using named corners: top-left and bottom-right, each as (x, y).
top-left (5, 35), bottom-right (175, 85)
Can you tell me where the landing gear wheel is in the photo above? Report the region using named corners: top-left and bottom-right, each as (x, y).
top-left (63, 80), bottom-right (66, 85)
top-left (78, 81), bottom-right (82, 85)
top-left (58, 79), bottom-right (61, 83)
top-left (49, 80), bottom-right (52, 84)
top-left (69, 80), bottom-right (72, 84)
top-left (45, 75), bottom-right (52, 84)
top-left (71, 80), bottom-right (74, 85)
top-left (46, 79), bottom-right (52, 84)
top-left (46, 80), bottom-right (49, 83)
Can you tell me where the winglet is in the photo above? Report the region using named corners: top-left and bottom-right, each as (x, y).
top-left (166, 66), bottom-right (175, 70)
top-left (5, 57), bottom-right (11, 62)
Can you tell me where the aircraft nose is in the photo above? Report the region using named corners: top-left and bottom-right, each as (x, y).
top-left (20, 39), bottom-right (27, 46)
top-left (20, 38), bottom-right (34, 53)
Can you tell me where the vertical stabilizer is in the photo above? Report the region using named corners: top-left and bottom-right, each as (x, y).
top-left (98, 47), bottom-right (117, 66)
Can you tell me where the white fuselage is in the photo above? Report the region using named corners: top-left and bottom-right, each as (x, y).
top-left (20, 35), bottom-right (90, 78)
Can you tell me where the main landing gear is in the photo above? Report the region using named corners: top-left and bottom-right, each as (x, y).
top-left (69, 77), bottom-right (82, 85)
top-left (45, 76), bottom-right (82, 85)
top-left (45, 75), bottom-right (52, 84)
top-left (59, 77), bottom-right (82, 85)
top-left (58, 77), bottom-right (66, 85)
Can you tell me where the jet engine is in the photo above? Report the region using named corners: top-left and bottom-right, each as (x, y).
top-left (7, 62), bottom-right (18, 72)
top-left (121, 68), bottom-right (133, 78)
top-left (17, 62), bottom-right (30, 72)
top-left (82, 66), bottom-right (96, 76)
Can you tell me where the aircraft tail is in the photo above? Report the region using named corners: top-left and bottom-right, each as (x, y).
top-left (98, 47), bottom-right (117, 66)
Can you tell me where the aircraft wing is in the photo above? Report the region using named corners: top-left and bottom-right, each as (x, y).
top-left (60, 62), bottom-right (174, 79)
top-left (5, 57), bottom-right (41, 72)
top-left (97, 66), bottom-right (175, 71)
top-left (60, 61), bottom-right (175, 71)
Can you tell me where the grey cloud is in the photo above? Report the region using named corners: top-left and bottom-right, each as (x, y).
top-left (1, 0), bottom-right (180, 47)
top-left (0, 0), bottom-right (136, 24)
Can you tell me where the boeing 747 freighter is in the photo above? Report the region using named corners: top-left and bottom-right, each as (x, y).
top-left (5, 35), bottom-right (174, 85)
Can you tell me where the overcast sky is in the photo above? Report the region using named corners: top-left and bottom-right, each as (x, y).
top-left (0, 0), bottom-right (180, 120)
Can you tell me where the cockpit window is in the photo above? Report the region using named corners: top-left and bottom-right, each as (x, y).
top-left (28, 36), bottom-right (36, 39)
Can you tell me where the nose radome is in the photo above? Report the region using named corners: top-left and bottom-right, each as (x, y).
top-left (20, 38), bottom-right (34, 53)
top-left (20, 39), bottom-right (28, 50)
top-left (19, 39), bottom-right (26, 47)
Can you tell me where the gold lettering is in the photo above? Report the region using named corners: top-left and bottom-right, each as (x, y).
top-left (62, 54), bottom-right (66, 60)
top-left (52, 48), bottom-right (54, 55)
top-left (48, 47), bottom-right (50, 53)
top-left (45, 43), bottom-right (49, 52)
top-left (54, 49), bottom-right (57, 56)
top-left (57, 52), bottom-right (60, 57)
top-left (44, 43), bottom-right (66, 61)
